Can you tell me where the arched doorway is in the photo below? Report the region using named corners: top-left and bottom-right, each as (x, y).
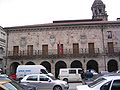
top-left (108, 59), bottom-right (118, 72)
top-left (10, 62), bottom-right (20, 74)
top-left (41, 61), bottom-right (51, 73)
top-left (71, 60), bottom-right (82, 68)
top-left (25, 61), bottom-right (35, 65)
top-left (87, 60), bottom-right (98, 72)
top-left (55, 61), bottom-right (67, 78)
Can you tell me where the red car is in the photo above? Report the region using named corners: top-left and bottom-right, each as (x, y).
top-left (9, 73), bottom-right (16, 80)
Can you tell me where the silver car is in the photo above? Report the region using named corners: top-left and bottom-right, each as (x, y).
top-left (20, 74), bottom-right (69, 90)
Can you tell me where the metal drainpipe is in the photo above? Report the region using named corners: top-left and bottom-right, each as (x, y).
top-left (101, 25), bottom-right (106, 71)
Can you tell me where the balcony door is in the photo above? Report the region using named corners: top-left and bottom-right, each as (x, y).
top-left (88, 43), bottom-right (95, 54)
top-left (57, 44), bottom-right (63, 55)
top-left (42, 45), bottom-right (48, 55)
top-left (27, 45), bottom-right (33, 55)
top-left (73, 43), bottom-right (79, 55)
top-left (13, 46), bottom-right (19, 56)
top-left (108, 42), bottom-right (114, 54)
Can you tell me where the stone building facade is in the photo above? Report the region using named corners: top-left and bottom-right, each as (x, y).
top-left (0, 26), bottom-right (6, 69)
top-left (3, 0), bottom-right (120, 78)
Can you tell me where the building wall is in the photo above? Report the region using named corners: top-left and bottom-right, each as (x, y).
top-left (0, 26), bottom-right (6, 69)
top-left (4, 23), bottom-right (120, 76)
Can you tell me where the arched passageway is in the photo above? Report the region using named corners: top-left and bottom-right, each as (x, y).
top-left (71, 60), bottom-right (82, 68)
top-left (10, 62), bottom-right (20, 74)
top-left (25, 61), bottom-right (35, 65)
top-left (108, 59), bottom-right (118, 72)
top-left (55, 61), bottom-right (67, 78)
top-left (87, 60), bottom-right (98, 72)
top-left (41, 61), bottom-right (51, 73)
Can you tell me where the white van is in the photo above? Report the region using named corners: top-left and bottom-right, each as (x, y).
top-left (16, 65), bottom-right (54, 80)
top-left (59, 68), bottom-right (83, 82)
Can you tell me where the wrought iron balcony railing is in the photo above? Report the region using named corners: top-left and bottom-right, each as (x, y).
top-left (105, 47), bottom-right (120, 56)
top-left (6, 48), bottom-right (100, 59)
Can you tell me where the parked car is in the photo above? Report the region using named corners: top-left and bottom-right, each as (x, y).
top-left (20, 74), bottom-right (69, 90)
top-left (76, 75), bottom-right (120, 90)
top-left (59, 68), bottom-right (83, 82)
top-left (86, 69), bottom-right (98, 75)
top-left (0, 74), bottom-right (35, 90)
top-left (0, 79), bottom-right (24, 90)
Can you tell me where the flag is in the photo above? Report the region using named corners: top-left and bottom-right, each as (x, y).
top-left (58, 41), bottom-right (63, 54)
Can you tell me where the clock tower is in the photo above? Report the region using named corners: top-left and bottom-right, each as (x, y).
top-left (91, 0), bottom-right (108, 21)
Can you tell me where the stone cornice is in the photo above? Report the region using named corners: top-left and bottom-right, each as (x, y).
top-left (3, 21), bottom-right (120, 32)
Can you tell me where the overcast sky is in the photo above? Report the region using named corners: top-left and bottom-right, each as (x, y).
top-left (0, 0), bottom-right (119, 27)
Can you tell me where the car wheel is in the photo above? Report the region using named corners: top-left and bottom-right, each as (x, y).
top-left (53, 86), bottom-right (62, 90)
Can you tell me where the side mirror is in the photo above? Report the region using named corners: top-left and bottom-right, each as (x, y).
top-left (48, 79), bottom-right (51, 82)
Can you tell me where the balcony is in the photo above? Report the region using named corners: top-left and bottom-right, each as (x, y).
top-left (105, 47), bottom-right (120, 57)
top-left (6, 48), bottom-right (100, 59)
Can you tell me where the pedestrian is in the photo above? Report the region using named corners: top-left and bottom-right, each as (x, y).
top-left (85, 70), bottom-right (93, 80)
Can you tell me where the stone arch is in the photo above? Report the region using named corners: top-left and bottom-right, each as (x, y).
top-left (107, 59), bottom-right (118, 72)
top-left (87, 60), bottom-right (98, 72)
top-left (41, 61), bottom-right (51, 73)
top-left (25, 61), bottom-right (35, 65)
top-left (10, 62), bottom-right (20, 74)
top-left (55, 61), bottom-right (67, 78)
top-left (71, 60), bottom-right (82, 68)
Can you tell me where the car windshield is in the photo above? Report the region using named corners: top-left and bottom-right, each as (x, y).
top-left (3, 82), bottom-right (23, 90)
top-left (41, 69), bottom-right (48, 74)
top-left (88, 77), bottom-right (106, 88)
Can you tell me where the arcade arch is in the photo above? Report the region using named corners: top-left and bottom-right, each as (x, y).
top-left (71, 60), bottom-right (82, 68)
top-left (10, 62), bottom-right (20, 74)
top-left (87, 60), bottom-right (98, 72)
top-left (107, 59), bottom-right (118, 72)
top-left (41, 61), bottom-right (51, 73)
top-left (55, 61), bottom-right (67, 78)
top-left (25, 61), bottom-right (35, 65)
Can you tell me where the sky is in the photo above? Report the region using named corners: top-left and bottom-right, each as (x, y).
top-left (0, 0), bottom-right (119, 27)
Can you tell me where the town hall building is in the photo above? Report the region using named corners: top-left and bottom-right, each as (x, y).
top-left (3, 0), bottom-right (120, 78)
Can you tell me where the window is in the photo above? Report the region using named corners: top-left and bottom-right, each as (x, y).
top-left (111, 80), bottom-right (120, 90)
top-left (73, 43), bottom-right (79, 55)
top-left (41, 69), bottom-right (48, 74)
top-left (42, 45), bottom-right (48, 55)
top-left (78, 69), bottom-right (83, 74)
top-left (100, 81), bottom-right (111, 90)
top-left (57, 43), bottom-right (63, 55)
top-left (40, 76), bottom-right (49, 81)
top-left (27, 45), bottom-right (33, 55)
top-left (13, 46), bottom-right (19, 56)
top-left (107, 31), bottom-right (112, 39)
top-left (26, 75), bottom-right (38, 81)
top-left (69, 70), bottom-right (76, 74)
top-left (88, 43), bottom-right (95, 54)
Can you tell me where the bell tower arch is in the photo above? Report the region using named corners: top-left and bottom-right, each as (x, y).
top-left (91, 0), bottom-right (108, 21)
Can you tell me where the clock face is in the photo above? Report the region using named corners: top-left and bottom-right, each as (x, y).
top-left (49, 35), bottom-right (56, 46)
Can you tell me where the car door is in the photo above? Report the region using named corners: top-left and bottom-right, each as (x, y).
top-left (110, 80), bottom-right (120, 90)
top-left (37, 75), bottom-right (54, 90)
top-left (24, 75), bottom-right (40, 88)
top-left (100, 81), bottom-right (112, 90)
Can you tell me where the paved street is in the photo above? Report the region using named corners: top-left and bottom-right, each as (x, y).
top-left (68, 82), bottom-right (82, 90)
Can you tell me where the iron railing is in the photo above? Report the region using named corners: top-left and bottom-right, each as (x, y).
top-left (6, 48), bottom-right (100, 59)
